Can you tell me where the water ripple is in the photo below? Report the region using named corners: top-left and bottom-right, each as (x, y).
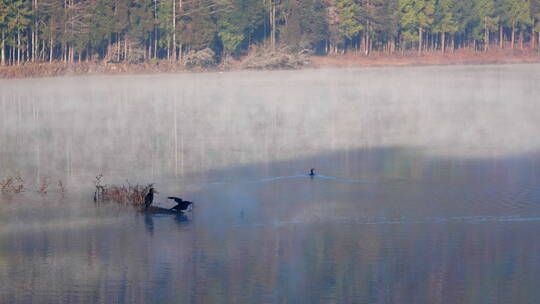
top-left (209, 174), bottom-right (374, 185)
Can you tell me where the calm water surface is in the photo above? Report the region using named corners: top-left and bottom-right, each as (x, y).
top-left (1, 65), bottom-right (540, 303)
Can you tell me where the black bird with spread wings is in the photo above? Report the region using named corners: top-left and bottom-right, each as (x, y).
top-left (168, 197), bottom-right (194, 214)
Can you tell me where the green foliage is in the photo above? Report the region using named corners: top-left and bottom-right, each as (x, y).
top-left (281, 0), bottom-right (328, 50)
top-left (218, 19), bottom-right (244, 54)
top-left (157, 0), bottom-right (174, 49)
top-left (179, 0), bottom-right (216, 51)
top-left (89, 0), bottom-right (115, 53)
top-left (399, 0), bottom-right (435, 41)
top-left (504, 0), bottom-right (531, 29)
top-left (6, 0), bottom-right (31, 33)
top-left (0, 0), bottom-right (8, 29)
top-left (1, 0), bottom-right (540, 64)
top-left (335, 0), bottom-right (364, 40)
top-left (433, 0), bottom-right (458, 34)
top-left (217, 0), bottom-right (265, 55)
top-left (472, 0), bottom-right (499, 40)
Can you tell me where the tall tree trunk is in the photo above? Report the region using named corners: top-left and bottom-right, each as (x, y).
top-left (511, 20), bottom-right (515, 49)
top-left (533, 23), bottom-right (537, 50)
top-left (365, 21), bottom-right (370, 56)
top-left (172, 0), bottom-right (176, 61)
top-left (70, 45), bottom-right (74, 63)
top-left (270, 0), bottom-right (276, 50)
top-left (418, 26), bottom-right (422, 55)
top-left (520, 30), bottom-right (524, 49)
top-left (17, 31), bottom-right (21, 65)
top-left (179, 43), bottom-right (182, 60)
top-left (441, 32), bottom-right (446, 53)
top-left (49, 36), bottom-right (53, 63)
top-left (499, 24), bottom-right (503, 48)
top-left (154, 0), bottom-right (158, 58)
top-left (1, 30), bottom-right (5, 66)
top-left (34, 0), bottom-right (38, 62)
top-left (484, 16), bottom-right (489, 52)
top-left (31, 30), bottom-right (35, 62)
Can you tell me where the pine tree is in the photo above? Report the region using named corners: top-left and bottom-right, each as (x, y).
top-left (399, 0), bottom-right (435, 54)
top-left (334, 0), bottom-right (364, 50)
top-left (433, 0), bottom-right (458, 53)
top-left (6, 0), bottom-right (32, 64)
top-left (0, 0), bottom-right (8, 65)
top-left (504, 0), bottom-right (531, 49)
top-left (178, 0), bottom-right (216, 53)
top-left (532, 0), bottom-right (540, 50)
top-left (474, 0), bottom-right (498, 51)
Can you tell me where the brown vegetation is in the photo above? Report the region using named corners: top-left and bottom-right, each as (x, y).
top-left (1, 48), bottom-right (538, 79)
top-left (37, 177), bottom-right (50, 195)
top-left (1, 174), bottom-right (67, 197)
top-left (310, 48), bottom-right (540, 68)
top-left (241, 48), bottom-right (311, 70)
top-left (0, 176), bottom-right (25, 194)
top-left (93, 174), bottom-right (152, 209)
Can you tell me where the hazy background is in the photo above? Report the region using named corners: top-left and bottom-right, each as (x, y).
top-left (1, 64), bottom-right (539, 187)
top-left (1, 64), bottom-right (540, 303)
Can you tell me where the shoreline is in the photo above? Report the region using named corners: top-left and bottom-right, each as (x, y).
top-left (1, 48), bottom-right (539, 79)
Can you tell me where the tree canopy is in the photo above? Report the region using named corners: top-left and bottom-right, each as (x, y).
top-left (1, 0), bottom-right (539, 66)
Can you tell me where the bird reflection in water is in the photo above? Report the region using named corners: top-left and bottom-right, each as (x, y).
top-left (144, 214), bottom-right (154, 234)
top-left (175, 214), bottom-right (190, 224)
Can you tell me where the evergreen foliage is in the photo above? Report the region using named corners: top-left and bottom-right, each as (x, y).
top-left (0, 0), bottom-right (539, 66)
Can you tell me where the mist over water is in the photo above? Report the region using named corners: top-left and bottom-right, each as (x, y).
top-left (1, 64), bottom-right (540, 303)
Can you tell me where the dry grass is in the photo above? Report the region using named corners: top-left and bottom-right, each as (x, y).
top-left (0, 175), bottom-right (67, 197)
top-left (310, 47), bottom-right (540, 68)
top-left (38, 177), bottom-right (50, 195)
top-left (1, 176), bottom-right (25, 194)
top-left (93, 174), bottom-right (153, 208)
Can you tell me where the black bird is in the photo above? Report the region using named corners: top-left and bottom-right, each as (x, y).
top-left (144, 188), bottom-right (156, 211)
top-left (309, 168), bottom-right (316, 177)
top-left (168, 196), bottom-right (194, 214)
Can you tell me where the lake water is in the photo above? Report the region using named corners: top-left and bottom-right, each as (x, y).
top-left (1, 65), bottom-right (540, 303)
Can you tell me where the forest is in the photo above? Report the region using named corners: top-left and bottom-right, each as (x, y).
top-left (0, 0), bottom-right (539, 66)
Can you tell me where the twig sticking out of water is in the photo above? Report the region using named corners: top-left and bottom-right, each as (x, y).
top-left (58, 180), bottom-right (67, 198)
